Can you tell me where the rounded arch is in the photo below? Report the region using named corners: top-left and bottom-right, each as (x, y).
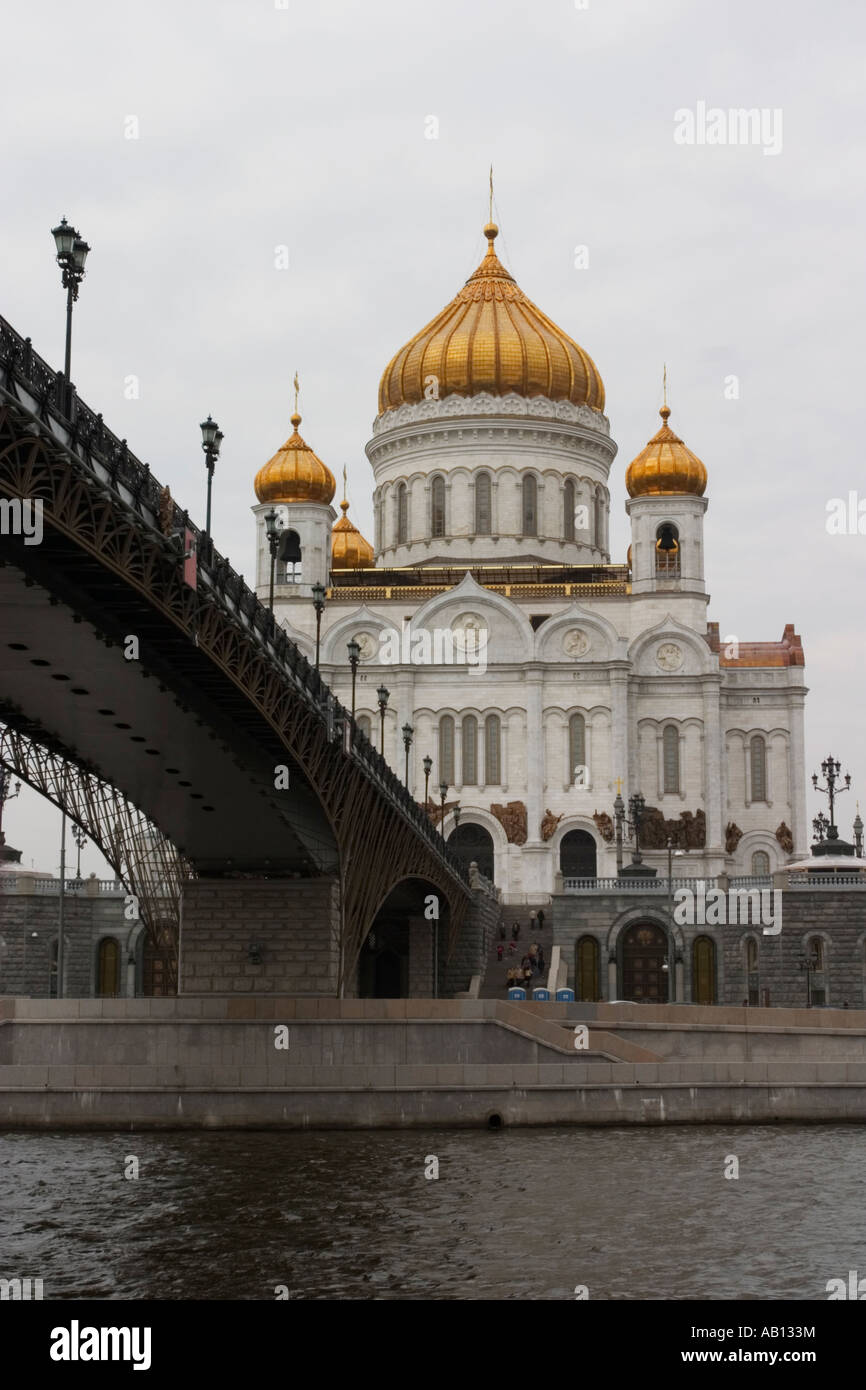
top-left (96, 936), bottom-right (121, 997)
top-left (559, 827), bottom-right (598, 878)
top-left (692, 935), bottom-right (717, 1005)
top-left (447, 821), bottom-right (495, 882)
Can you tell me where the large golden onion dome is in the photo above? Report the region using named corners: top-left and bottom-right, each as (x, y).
top-left (625, 404), bottom-right (707, 497)
top-left (331, 485), bottom-right (374, 569)
top-left (378, 222), bottom-right (605, 414)
top-left (254, 411), bottom-right (336, 506)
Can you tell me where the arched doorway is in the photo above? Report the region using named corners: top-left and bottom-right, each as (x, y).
top-left (692, 936), bottom-right (716, 1005)
top-left (621, 922), bottom-right (667, 1002)
top-left (97, 937), bottom-right (120, 997)
top-left (576, 936), bottom-right (600, 1001)
top-left (448, 823), bottom-right (495, 882)
top-left (358, 928), bottom-right (409, 998)
top-left (560, 829), bottom-right (597, 879)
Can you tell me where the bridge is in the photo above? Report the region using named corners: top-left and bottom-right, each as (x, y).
top-left (0, 314), bottom-right (476, 996)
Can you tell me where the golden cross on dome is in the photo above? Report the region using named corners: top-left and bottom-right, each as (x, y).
top-left (662, 363), bottom-right (667, 408)
top-left (293, 371), bottom-right (300, 414)
top-left (489, 164), bottom-right (494, 222)
top-left (614, 776), bottom-right (623, 795)
top-left (342, 465), bottom-right (348, 504)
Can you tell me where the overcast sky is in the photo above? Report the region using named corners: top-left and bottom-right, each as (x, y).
top-left (2, 0), bottom-right (865, 874)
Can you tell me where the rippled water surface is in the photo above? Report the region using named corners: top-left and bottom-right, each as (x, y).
top-left (1, 1126), bottom-right (865, 1300)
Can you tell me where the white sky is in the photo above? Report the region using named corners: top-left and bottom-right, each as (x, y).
top-left (2, 0), bottom-right (865, 873)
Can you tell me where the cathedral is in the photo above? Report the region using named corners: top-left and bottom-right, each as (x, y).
top-left (250, 215), bottom-right (808, 907)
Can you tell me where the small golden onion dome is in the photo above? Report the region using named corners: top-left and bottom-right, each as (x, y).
top-left (331, 498), bottom-right (374, 569)
top-left (378, 222), bottom-right (604, 414)
top-left (625, 405), bottom-right (707, 498)
top-left (254, 412), bottom-right (336, 506)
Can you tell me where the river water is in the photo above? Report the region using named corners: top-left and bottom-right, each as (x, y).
top-left (1, 1125), bottom-right (864, 1300)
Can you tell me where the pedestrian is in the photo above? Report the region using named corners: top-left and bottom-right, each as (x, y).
top-left (497, 942), bottom-right (503, 962)
top-left (529, 910), bottom-right (537, 935)
top-left (499, 922), bottom-right (506, 941)
top-left (523, 966), bottom-right (533, 989)
top-left (512, 921), bottom-right (520, 941)
top-left (537, 909), bottom-right (545, 931)
top-left (508, 941), bottom-right (517, 956)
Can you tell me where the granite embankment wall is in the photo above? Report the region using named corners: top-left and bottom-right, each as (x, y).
top-left (2, 998), bottom-right (866, 1129)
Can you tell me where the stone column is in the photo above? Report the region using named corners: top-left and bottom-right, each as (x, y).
top-left (607, 957), bottom-right (617, 1001)
top-left (524, 669), bottom-right (544, 841)
top-left (609, 667), bottom-right (629, 795)
top-left (702, 678), bottom-right (723, 855)
top-left (788, 690), bottom-right (808, 857)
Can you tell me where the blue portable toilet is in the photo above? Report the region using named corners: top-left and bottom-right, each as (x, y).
top-left (532, 988), bottom-right (551, 1001)
top-left (556, 988), bottom-right (575, 1002)
top-left (508, 987), bottom-right (527, 1000)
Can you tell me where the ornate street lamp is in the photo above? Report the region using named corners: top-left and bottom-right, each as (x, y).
top-left (51, 217), bottom-right (90, 382)
top-left (402, 722), bottom-right (414, 787)
top-left (439, 781), bottom-right (448, 838)
top-left (423, 754), bottom-right (432, 810)
top-left (453, 804), bottom-right (461, 829)
top-left (73, 826), bottom-right (87, 886)
top-left (264, 507), bottom-right (283, 612)
top-left (347, 640), bottom-right (360, 720)
top-left (200, 415), bottom-right (222, 543)
top-left (666, 834), bottom-right (685, 1002)
top-left (797, 949), bottom-right (820, 1008)
top-left (854, 805), bottom-right (864, 858)
top-left (628, 792), bottom-right (646, 863)
top-left (377, 684), bottom-right (389, 753)
top-left (312, 583), bottom-right (326, 669)
top-left (812, 754), bottom-right (851, 842)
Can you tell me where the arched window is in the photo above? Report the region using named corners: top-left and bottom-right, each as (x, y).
top-left (475, 473), bottom-right (491, 535)
top-left (576, 936), bottom-right (600, 1001)
top-left (431, 477), bottom-right (446, 538)
top-left (809, 936), bottom-right (824, 971)
top-left (594, 489), bottom-right (605, 549)
top-left (692, 936), bottom-right (716, 1004)
top-left (484, 714), bottom-right (501, 785)
top-left (563, 480), bottom-right (575, 541)
top-left (462, 715), bottom-right (478, 785)
top-left (97, 938), bottom-right (120, 997)
top-left (522, 475), bottom-right (537, 537)
top-left (655, 522), bottom-right (680, 576)
top-left (752, 850), bottom-right (770, 877)
top-left (356, 715), bottom-right (372, 742)
top-left (745, 937), bottom-right (759, 1006)
top-left (275, 529), bottom-right (302, 584)
top-left (438, 715), bottom-right (454, 785)
top-left (569, 713), bottom-right (586, 783)
top-left (397, 483), bottom-right (408, 545)
top-left (750, 735), bottom-right (767, 802)
top-left (663, 725), bottom-right (680, 795)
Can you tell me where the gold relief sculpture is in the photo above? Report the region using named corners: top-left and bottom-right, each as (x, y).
top-left (592, 811), bottom-right (615, 843)
top-left (725, 822), bottom-right (744, 854)
top-left (775, 822), bottom-right (794, 854)
top-left (540, 809), bottom-right (563, 841)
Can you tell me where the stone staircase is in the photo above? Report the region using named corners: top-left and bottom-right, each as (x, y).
top-left (479, 904), bottom-right (554, 999)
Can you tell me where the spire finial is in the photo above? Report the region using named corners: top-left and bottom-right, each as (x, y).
top-left (340, 465), bottom-right (349, 515)
top-left (660, 364), bottom-right (671, 422)
top-left (291, 371), bottom-right (301, 429)
top-left (489, 163), bottom-right (494, 223)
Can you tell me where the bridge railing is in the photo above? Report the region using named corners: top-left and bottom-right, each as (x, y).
top-left (0, 314), bottom-right (466, 884)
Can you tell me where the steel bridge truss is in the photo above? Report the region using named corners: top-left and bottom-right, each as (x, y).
top-left (0, 314), bottom-right (471, 995)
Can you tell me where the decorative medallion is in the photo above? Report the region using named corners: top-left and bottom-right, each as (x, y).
top-left (353, 632), bottom-right (377, 661)
top-left (451, 611), bottom-right (486, 638)
top-left (563, 628), bottom-right (591, 659)
top-left (656, 641), bottom-right (683, 671)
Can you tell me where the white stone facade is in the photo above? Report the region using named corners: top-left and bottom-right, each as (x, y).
top-left (252, 399), bottom-right (808, 905)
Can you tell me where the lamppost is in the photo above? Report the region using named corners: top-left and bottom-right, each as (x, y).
top-left (200, 415), bottom-right (223, 544)
top-left (812, 754), bottom-right (851, 844)
top-left (0, 768), bottom-right (21, 846)
top-left (855, 805), bottom-right (864, 858)
top-left (73, 826), bottom-right (87, 886)
top-left (423, 755), bottom-right (432, 810)
top-left (666, 834), bottom-right (685, 1002)
top-left (402, 722), bottom-right (413, 788)
top-left (439, 781), bottom-right (448, 838)
top-left (628, 792), bottom-right (646, 865)
top-left (453, 804), bottom-right (461, 830)
top-left (377, 685), bottom-right (389, 753)
top-left (51, 217), bottom-right (90, 382)
top-left (312, 583), bottom-right (326, 669)
top-left (264, 507), bottom-right (283, 612)
top-left (347, 640), bottom-right (360, 720)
